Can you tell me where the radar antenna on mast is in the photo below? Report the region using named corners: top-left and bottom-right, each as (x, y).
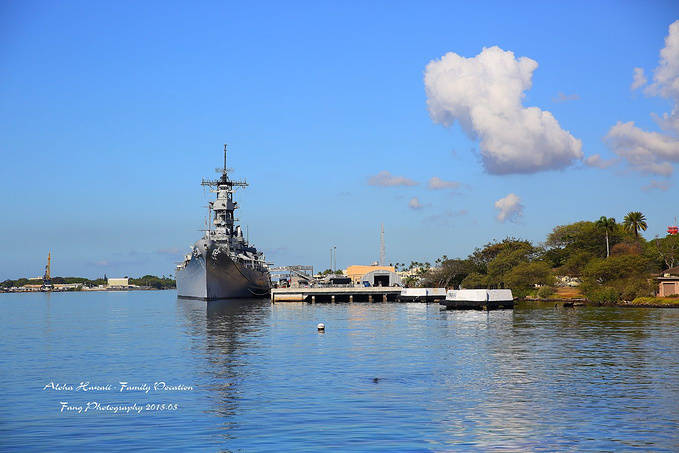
top-left (201, 144), bottom-right (248, 188)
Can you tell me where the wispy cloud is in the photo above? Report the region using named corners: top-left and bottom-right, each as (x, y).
top-left (642, 180), bottom-right (671, 192)
top-left (584, 154), bottom-right (617, 169)
top-left (424, 209), bottom-right (468, 226)
top-left (631, 67), bottom-right (647, 90)
top-left (494, 193), bottom-right (523, 223)
top-left (367, 171), bottom-right (418, 187)
top-left (408, 197), bottom-right (425, 210)
top-left (553, 92), bottom-right (580, 103)
top-left (427, 176), bottom-right (461, 190)
top-left (605, 122), bottom-right (677, 176)
top-left (605, 20), bottom-right (679, 176)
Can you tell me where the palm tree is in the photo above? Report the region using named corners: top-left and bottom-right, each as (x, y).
top-left (623, 211), bottom-right (648, 239)
top-left (596, 216), bottom-right (616, 258)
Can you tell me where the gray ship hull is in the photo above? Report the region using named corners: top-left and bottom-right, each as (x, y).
top-left (176, 248), bottom-right (270, 300)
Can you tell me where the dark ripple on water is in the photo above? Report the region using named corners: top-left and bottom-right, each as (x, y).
top-left (1, 292), bottom-right (679, 451)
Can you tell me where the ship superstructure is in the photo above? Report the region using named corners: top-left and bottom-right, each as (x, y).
top-left (176, 145), bottom-right (270, 300)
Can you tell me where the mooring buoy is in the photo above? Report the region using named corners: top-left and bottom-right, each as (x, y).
top-left (317, 323), bottom-right (325, 332)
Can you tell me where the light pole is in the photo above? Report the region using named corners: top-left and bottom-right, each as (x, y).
top-left (333, 246), bottom-right (337, 273)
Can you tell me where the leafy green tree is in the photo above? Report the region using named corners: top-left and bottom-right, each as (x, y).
top-left (503, 261), bottom-right (555, 298)
top-left (422, 258), bottom-right (474, 288)
top-left (460, 272), bottom-right (490, 289)
top-left (580, 255), bottom-right (653, 301)
top-left (610, 241), bottom-right (642, 256)
top-left (546, 221), bottom-right (626, 263)
top-left (456, 237), bottom-right (546, 294)
top-left (595, 216), bottom-right (616, 258)
top-left (583, 255), bottom-right (648, 282)
top-left (318, 269), bottom-right (343, 276)
top-left (486, 243), bottom-right (537, 286)
top-left (623, 211), bottom-right (648, 239)
top-left (129, 275), bottom-right (176, 289)
top-left (468, 238), bottom-right (534, 273)
top-left (537, 286), bottom-right (556, 299)
top-left (560, 251), bottom-right (594, 276)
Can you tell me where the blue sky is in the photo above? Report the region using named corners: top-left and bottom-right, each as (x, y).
top-left (1, 1), bottom-right (678, 279)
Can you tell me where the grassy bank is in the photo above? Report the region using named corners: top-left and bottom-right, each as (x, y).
top-left (522, 287), bottom-right (679, 307)
top-left (622, 296), bottom-right (679, 307)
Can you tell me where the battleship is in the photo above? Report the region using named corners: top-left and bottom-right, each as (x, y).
top-left (176, 145), bottom-right (271, 300)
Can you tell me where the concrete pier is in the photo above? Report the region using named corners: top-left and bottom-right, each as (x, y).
top-left (271, 287), bottom-right (402, 303)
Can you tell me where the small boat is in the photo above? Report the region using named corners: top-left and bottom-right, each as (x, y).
top-left (440, 289), bottom-right (514, 310)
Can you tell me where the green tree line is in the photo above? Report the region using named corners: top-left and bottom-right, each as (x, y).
top-left (1, 274), bottom-right (176, 289)
top-left (418, 211), bottom-right (678, 302)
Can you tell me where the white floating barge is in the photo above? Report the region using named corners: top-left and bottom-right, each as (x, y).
top-left (440, 289), bottom-right (514, 310)
top-left (399, 288), bottom-right (447, 302)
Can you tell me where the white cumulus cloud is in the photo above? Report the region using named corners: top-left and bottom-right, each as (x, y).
top-left (631, 67), bottom-right (647, 90)
top-left (427, 176), bottom-right (460, 190)
top-left (646, 20), bottom-right (679, 102)
top-left (605, 122), bottom-right (678, 176)
top-left (494, 193), bottom-right (523, 223)
top-left (606, 20), bottom-right (679, 176)
top-left (367, 171), bottom-right (418, 187)
top-left (424, 46), bottom-right (583, 174)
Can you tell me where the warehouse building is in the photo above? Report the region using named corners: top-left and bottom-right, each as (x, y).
top-left (344, 265), bottom-right (402, 287)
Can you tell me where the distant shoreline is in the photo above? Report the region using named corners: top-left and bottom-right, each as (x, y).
top-left (0, 287), bottom-right (175, 294)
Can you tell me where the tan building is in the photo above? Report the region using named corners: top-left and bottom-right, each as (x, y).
top-left (345, 265), bottom-right (395, 283)
top-left (657, 266), bottom-right (679, 297)
top-left (23, 284), bottom-right (43, 290)
top-left (107, 277), bottom-right (129, 288)
top-left (344, 265), bottom-right (401, 286)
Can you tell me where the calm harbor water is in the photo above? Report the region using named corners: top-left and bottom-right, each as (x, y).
top-left (1, 291), bottom-right (679, 451)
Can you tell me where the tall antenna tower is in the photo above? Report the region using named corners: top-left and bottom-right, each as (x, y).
top-left (43, 251), bottom-right (51, 285)
top-left (380, 224), bottom-right (385, 266)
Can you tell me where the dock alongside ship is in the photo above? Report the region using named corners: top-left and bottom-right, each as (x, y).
top-left (272, 287), bottom-right (401, 303)
top-left (271, 287), bottom-right (447, 303)
top-left (271, 287), bottom-right (514, 310)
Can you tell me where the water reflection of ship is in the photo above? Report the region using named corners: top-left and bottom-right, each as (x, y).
top-left (179, 298), bottom-right (269, 431)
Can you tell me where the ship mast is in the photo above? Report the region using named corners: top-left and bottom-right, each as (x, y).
top-left (200, 144), bottom-right (248, 189)
top-left (200, 144), bottom-right (248, 240)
